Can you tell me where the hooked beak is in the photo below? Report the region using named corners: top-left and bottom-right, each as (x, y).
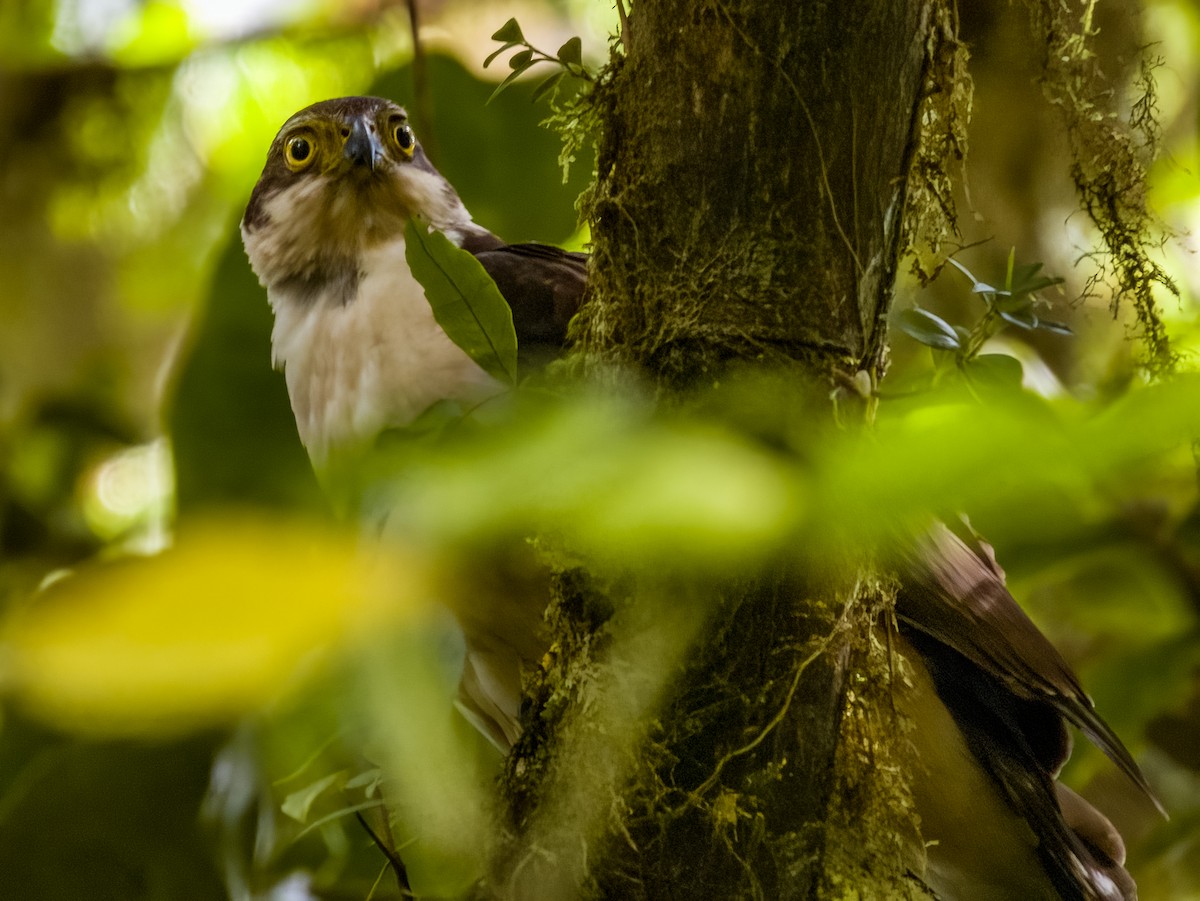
top-left (343, 117), bottom-right (381, 171)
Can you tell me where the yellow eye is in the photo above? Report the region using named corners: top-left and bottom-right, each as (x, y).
top-left (284, 135), bottom-right (314, 170)
top-left (392, 123), bottom-right (415, 156)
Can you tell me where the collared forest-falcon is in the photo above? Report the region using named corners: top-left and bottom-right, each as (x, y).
top-left (242, 95), bottom-right (1160, 901)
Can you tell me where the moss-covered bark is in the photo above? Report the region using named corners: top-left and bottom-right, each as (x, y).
top-left (492, 2), bottom-right (950, 898)
top-left (578, 0), bottom-right (935, 385)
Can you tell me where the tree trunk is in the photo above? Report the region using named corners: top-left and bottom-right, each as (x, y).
top-left (496, 2), bottom-right (946, 897)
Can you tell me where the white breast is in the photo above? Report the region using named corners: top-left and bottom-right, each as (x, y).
top-left (268, 236), bottom-right (502, 464)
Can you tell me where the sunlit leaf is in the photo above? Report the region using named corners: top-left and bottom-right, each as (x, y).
top-left (1, 516), bottom-right (426, 737)
top-left (404, 221), bottom-right (518, 384)
top-left (382, 397), bottom-right (800, 570)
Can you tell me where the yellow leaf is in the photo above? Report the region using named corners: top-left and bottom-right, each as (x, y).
top-left (1, 514), bottom-right (426, 737)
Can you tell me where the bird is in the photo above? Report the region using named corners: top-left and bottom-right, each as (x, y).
top-left (892, 519), bottom-right (1160, 900)
top-left (243, 95), bottom-right (1159, 900)
top-left (241, 95), bottom-right (585, 469)
top-left (241, 95), bottom-right (585, 749)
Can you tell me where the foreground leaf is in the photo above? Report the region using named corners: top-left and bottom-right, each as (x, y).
top-left (405, 221), bottom-right (519, 384)
top-left (1, 515), bottom-right (426, 736)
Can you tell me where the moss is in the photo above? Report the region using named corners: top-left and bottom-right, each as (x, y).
top-left (1026, 0), bottom-right (1177, 374)
top-left (902, 1), bottom-right (973, 285)
top-left (818, 581), bottom-right (932, 900)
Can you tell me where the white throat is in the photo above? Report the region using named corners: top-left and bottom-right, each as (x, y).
top-left (267, 235), bottom-right (501, 465)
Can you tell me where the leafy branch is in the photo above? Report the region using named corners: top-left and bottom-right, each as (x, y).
top-left (485, 17), bottom-right (593, 103)
top-left (896, 249), bottom-right (1071, 391)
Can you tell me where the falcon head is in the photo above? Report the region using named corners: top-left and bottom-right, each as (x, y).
top-left (241, 96), bottom-right (470, 289)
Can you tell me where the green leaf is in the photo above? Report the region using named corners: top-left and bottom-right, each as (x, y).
top-left (999, 308), bottom-right (1039, 330)
top-left (531, 70), bottom-right (566, 104)
top-left (996, 292), bottom-right (1035, 314)
top-left (508, 48), bottom-right (534, 71)
top-left (404, 221), bottom-right (518, 384)
top-left (1007, 259), bottom-right (1064, 297)
top-left (488, 63), bottom-right (536, 104)
top-left (962, 353), bottom-right (1024, 393)
top-left (896, 308), bottom-right (962, 350)
top-left (1012, 274), bottom-right (1065, 297)
top-left (1038, 319), bottom-right (1073, 335)
top-left (947, 258), bottom-right (982, 289)
top-left (483, 42), bottom-right (521, 69)
top-left (344, 767), bottom-right (384, 794)
top-left (282, 771), bottom-right (346, 823)
top-left (556, 36), bottom-right (583, 67)
top-left (2, 515), bottom-right (429, 737)
top-left (491, 17), bottom-right (524, 44)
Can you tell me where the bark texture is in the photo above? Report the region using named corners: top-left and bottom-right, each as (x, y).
top-left (578, 0), bottom-right (933, 385)
top-left (495, 2), bottom-right (945, 898)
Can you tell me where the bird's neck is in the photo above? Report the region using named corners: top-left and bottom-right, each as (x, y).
top-left (268, 235), bottom-right (502, 466)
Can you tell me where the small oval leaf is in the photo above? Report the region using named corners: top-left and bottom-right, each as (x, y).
top-left (896, 308), bottom-right (962, 350)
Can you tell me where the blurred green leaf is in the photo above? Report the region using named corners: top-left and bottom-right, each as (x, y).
top-left (0, 723), bottom-right (225, 901)
top-left (962, 353), bottom-right (1024, 393)
top-left (2, 515), bottom-right (429, 737)
top-left (404, 221), bottom-right (518, 385)
top-left (282, 771), bottom-right (347, 823)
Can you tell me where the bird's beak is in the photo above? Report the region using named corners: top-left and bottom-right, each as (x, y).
top-left (343, 116), bottom-right (381, 171)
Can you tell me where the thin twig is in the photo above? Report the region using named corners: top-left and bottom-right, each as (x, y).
top-left (355, 809), bottom-right (414, 898)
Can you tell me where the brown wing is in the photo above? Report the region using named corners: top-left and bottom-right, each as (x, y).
top-left (896, 521), bottom-right (1159, 803)
top-left (895, 520), bottom-right (1160, 899)
top-left (459, 230), bottom-right (588, 369)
